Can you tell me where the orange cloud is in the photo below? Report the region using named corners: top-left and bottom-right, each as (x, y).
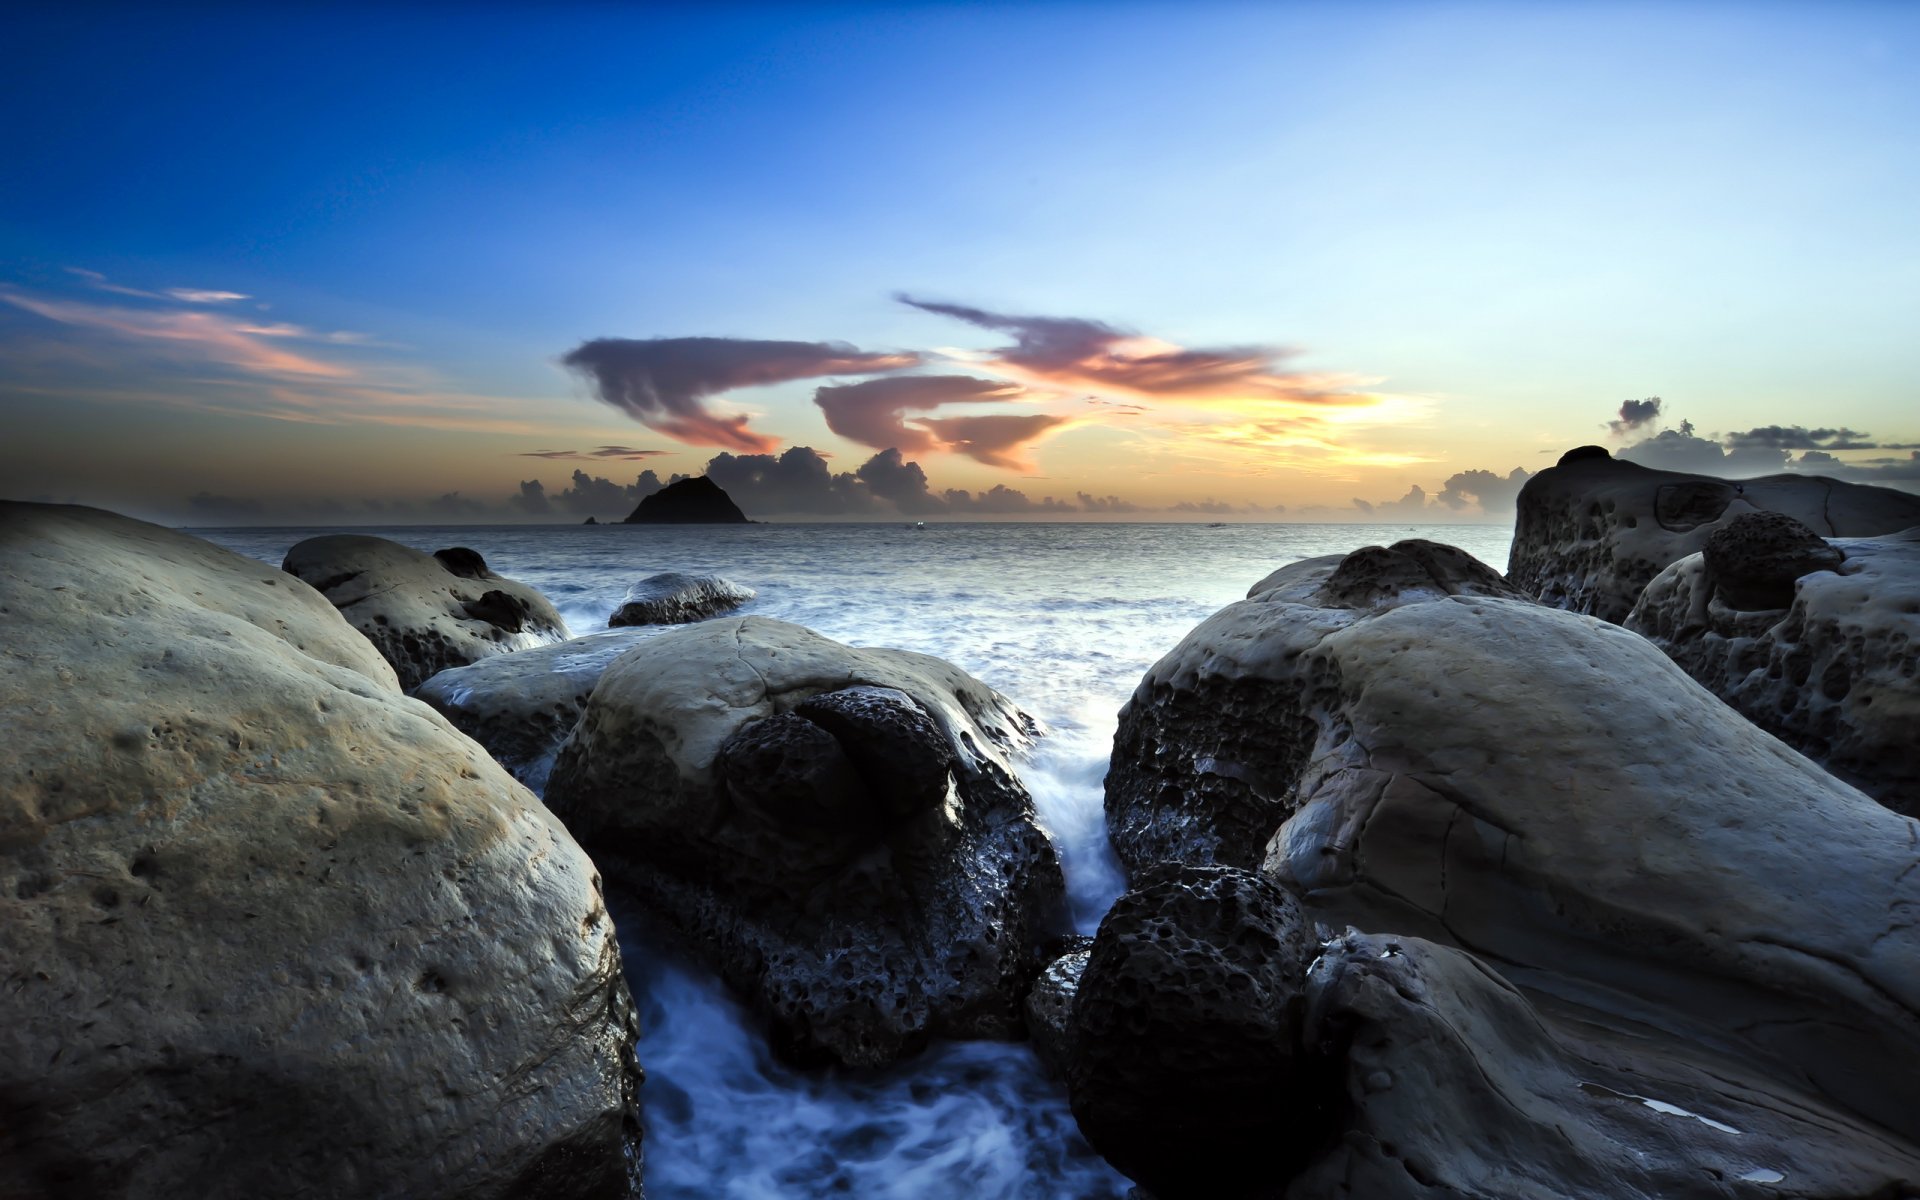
top-left (1, 289), bottom-right (352, 379)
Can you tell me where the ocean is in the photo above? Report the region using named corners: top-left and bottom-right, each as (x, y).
top-left (200, 520), bottom-right (1516, 1199)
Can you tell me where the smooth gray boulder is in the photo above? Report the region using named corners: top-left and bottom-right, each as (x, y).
top-left (1108, 537), bottom-right (1920, 1146)
top-left (283, 535), bottom-right (569, 690)
top-left (607, 572), bottom-right (755, 627)
top-left (417, 627), bottom-right (661, 790)
top-left (1627, 524), bottom-right (1920, 815)
top-left (1506, 445), bottom-right (1920, 623)
top-left (0, 504), bottom-right (639, 1200)
top-left (544, 616), bottom-right (1066, 1067)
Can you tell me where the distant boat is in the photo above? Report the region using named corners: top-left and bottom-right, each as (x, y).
top-left (1206, 521), bottom-right (1227, 528)
top-left (914, 521), bottom-right (926, 529)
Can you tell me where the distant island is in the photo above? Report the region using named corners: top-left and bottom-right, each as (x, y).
top-left (622, 475), bottom-right (749, 524)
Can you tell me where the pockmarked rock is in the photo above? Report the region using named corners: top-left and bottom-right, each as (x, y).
top-left (0, 504), bottom-right (640, 1200)
top-left (1698, 510), bottom-right (1845, 611)
top-left (1505, 446), bottom-right (1920, 623)
top-left (544, 616), bottom-right (1066, 1067)
top-left (1628, 524), bottom-right (1920, 815)
top-left (607, 572), bottom-right (755, 627)
top-left (1065, 865), bottom-right (1322, 1199)
top-left (417, 627), bottom-right (661, 790)
top-left (283, 535), bottom-right (569, 690)
top-left (1106, 536), bottom-right (1920, 1148)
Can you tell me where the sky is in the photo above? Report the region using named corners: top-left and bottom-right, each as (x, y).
top-left (4, 1), bottom-right (1918, 524)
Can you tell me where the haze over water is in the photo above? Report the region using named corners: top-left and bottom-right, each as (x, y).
top-left (202, 519), bottom-right (1514, 1197)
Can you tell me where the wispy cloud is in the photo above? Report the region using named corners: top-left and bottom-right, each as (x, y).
top-left (516, 445), bottom-right (670, 460)
top-left (2, 289), bottom-right (352, 378)
top-left (560, 335), bottom-right (919, 453)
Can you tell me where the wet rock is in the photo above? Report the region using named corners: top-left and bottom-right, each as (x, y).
top-left (416, 627), bottom-right (659, 790)
top-left (1700, 511), bottom-right (1845, 611)
top-left (1107, 535), bottom-right (1920, 1145)
top-left (0, 503), bottom-right (639, 1200)
top-left (623, 476), bottom-right (748, 524)
top-left (1065, 865), bottom-right (1322, 1199)
top-left (284, 535), bottom-right (569, 691)
top-left (1024, 936), bottom-right (1091, 1078)
top-left (1505, 446), bottom-right (1920, 623)
top-left (1628, 525), bottom-right (1920, 814)
top-left (607, 572), bottom-right (755, 626)
top-left (544, 616), bottom-right (1065, 1067)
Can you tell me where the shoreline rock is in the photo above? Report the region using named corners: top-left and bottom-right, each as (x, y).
top-left (607, 572), bottom-right (755, 627)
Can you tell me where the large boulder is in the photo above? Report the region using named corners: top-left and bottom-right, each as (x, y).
top-left (0, 504), bottom-right (639, 1199)
top-left (544, 616), bottom-right (1066, 1067)
top-left (1065, 865), bottom-right (1322, 1198)
top-left (1627, 524), bottom-right (1920, 815)
top-left (283, 536), bottom-right (569, 690)
top-left (1505, 446), bottom-right (1920, 623)
top-left (622, 476), bottom-right (747, 524)
top-left (607, 572), bottom-right (755, 627)
top-left (417, 627), bottom-right (660, 790)
top-left (1109, 538), bottom-right (1920, 1143)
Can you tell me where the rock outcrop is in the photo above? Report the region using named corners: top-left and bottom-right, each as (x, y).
top-left (1108, 538), bottom-right (1920, 1136)
top-left (607, 572), bottom-right (755, 627)
top-left (1065, 865), bottom-right (1321, 1197)
top-left (417, 627), bottom-right (660, 790)
top-left (0, 504), bottom-right (640, 1200)
top-left (1506, 446), bottom-right (1920, 623)
top-left (283, 536), bottom-right (569, 690)
top-left (1628, 523), bottom-right (1920, 815)
top-left (622, 476), bottom-right (748, 524)
top-left (543, 616), bottom-right (1065, 1067)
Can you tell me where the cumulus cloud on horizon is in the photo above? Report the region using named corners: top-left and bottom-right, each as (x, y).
top-left (560, 336), bottom-right (920, 453)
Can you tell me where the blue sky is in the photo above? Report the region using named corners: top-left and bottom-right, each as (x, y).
top-left (5, 1), bottom-right (1917, 521)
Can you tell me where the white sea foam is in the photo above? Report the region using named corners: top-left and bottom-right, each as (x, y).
top-left (203, 519), bottom-right (1515, 1197)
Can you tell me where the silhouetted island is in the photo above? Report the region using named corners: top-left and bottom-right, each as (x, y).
top-left (623, 475), bottom-right (749, 524)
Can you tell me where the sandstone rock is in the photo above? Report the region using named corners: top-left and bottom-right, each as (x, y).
top-left (622, 476), bottom-right (747, 524)
top-left (1107, 536), bottom-right (1920, 1144)
top-left (0, 503), bottom-right (639, 1200)
top-left (1065, 865), bottom-right (1320, 1198)
top-left (283, 535), bottom-right (569, 690)
top-left (1505, 446), bottom-right (1920, 623)
top-left (544, 616), bottom-right (1065, 1067)
top-left (416, 627), bottom-right (660, 790)
top-left (1627, 525), bottom-right (1920, 815)
top-left (1699, 510), bottom-right (1845, 610)
top-left (607, 572), bottom-right (755, 627)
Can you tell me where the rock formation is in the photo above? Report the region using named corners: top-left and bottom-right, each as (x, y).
top-left (1105, 533), bottom-right (1920, 1152)
top-left (0, 503), bottom-right (640, 1200)
top-left (1628, 522), bottom-right (1920, 815)
top-left (543, 616), bottom-right (1065, 1067)
top-left (622, 476), bottom-right (748, 524)
top-left (416, 627), bottom-right (660, 790)
top-left (283, 536), bottom-right (569, 690)
top-left (1506, 445), bottom-right (1920, 623)
top-left (607, 572), bottom-right (755, 626)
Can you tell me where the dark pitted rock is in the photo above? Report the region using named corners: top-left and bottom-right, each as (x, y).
top-left (1024, 936), bottom-right (1091, 1079)
top-left (284, 534), bottom-right (569, 691)
top-left (0, 503), bottom-right (639, 1200)
top-left (1506, 446), bottom-right (1920, 623)
top-left (1065, 865), bottom-right (1322, 1199)
top-left (1700, 511), bottom-right (1845, 611)
top-left (1108, 535), bottom-right (1920, 1147)
top-left (607, 571), bottom-right (755, 626)
top-left (1628, 525), bottom-right (1920, 815)
top-left (544, 616), bottom-right (1065, 1067)
top-left (416, 627), bottom-right (660, 790)
top-left (1250, 538), bottom-right (1522, 609)
top-left (622, 476), bottom-right (748, 524)
top-left (1283, 932), bottom-right (1920, 1200)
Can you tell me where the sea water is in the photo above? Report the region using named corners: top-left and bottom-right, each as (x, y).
top-left (201, 520), bottom-right (1515, 1199)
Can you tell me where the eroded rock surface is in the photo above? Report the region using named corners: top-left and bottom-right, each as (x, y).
top-left (1506, 446), bottom-right (1920, 623)
top-left (607, 572), bottom-right (755, 627)
top-left (1066, 865), bottom-right (1321, 1198)
top-left (0, 504), bottom-right (639, 1200)
top-left (1108, 537), bottom-right (1920, 1140)
top-left (283, 535), bottom-right (569, 690)
top-left (417, 627), bottom-right (660, 790)
top-left (1628, 525), bottom-right (1920, 814)
top-left (544, 616), bottom-right (1065, 1067)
